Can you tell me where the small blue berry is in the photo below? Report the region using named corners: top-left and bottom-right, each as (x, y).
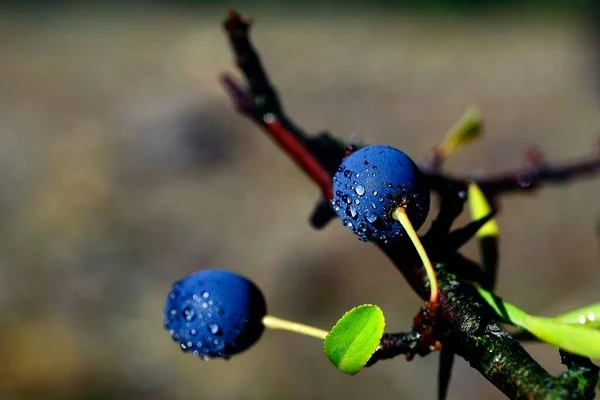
top-left (164, 269), bottom-right (267, 359)
top-left (331, 145), bottom-right (430, 243)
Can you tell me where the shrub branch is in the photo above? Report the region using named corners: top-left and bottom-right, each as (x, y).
top-left (220, 10), bottom-right (600, 399)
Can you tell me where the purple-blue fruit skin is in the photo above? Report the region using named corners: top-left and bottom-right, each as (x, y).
top-left (164, 269), bottom-right (266, 359)
top-left (331, 145), bottom-right (430, 243)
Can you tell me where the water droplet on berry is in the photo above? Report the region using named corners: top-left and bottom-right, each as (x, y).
top-left (354, 199), bottom-right (360, 205)
top-left (373, 190), bottom-right (378, 196)
top-left (202, 291), bottom-right (209, 299)
top-left (346, 206), bottom-right (358, 220)
top-left (182, 306), bottom-right (195, 321)
top-left (365, 212), bottom-right (378, 223)
top-left (354, 185), bottom-right (365, 196)
top-left (208, 323), bottom-right (222, 335)
top-left (344, 170), bottom-right (351, 178)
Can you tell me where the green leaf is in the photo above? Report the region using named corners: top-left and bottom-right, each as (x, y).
top-left (551, 303), bottom-right (600, 329)
top-left (323, 304), bottom-right (385, 375)
top-left (476, 287), bottom-right (527, 328)
top-left (523, 315), bottom-right (600, 359)
top-left (440, 106), bottom-right (483, 156)
top-left (467, 183), bottom-right (498, 238)
top-left (476, 287), bottom-right (600, 359)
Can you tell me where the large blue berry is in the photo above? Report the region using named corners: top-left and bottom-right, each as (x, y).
top-left (331, 145), bottom-right (430, 243)
top-left (164, 269), bottom-right (267, 359)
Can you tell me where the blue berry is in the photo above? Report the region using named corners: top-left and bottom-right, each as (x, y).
top-left (164, 269), bottom-right (267, 359)
top-left (331, 145), bottom-right (430, 243)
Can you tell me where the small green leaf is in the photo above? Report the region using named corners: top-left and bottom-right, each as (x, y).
top-left (440, 106), bottom-right (483, 156)
top-left (467, 183), bottom-right (498, 238)
top-left (323, 304), bottom-right (385, 375)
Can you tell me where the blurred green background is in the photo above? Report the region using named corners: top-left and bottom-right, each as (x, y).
top-left (1, 1), bottom-right (600, 399)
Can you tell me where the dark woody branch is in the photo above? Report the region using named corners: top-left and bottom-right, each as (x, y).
top-left (220, 10), bottom-right (600, 399)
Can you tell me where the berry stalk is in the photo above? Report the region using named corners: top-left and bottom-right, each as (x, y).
top-left (263, 315), bottom-right (329, 340)
top-left (392, 207), bottom-right (439, 304)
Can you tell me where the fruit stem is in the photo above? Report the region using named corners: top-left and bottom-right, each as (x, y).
top-left (262, 315), bottom-right (329, 340)
top-left (392, 207), bottom-right (440, 304)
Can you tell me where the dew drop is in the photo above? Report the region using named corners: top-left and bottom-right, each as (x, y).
top-left (517, 173), bottom-right (533, 187)
top-left (365, 212), bottom-right (378, 223)
top-left (342, 194), bottom-right (352, 204)
top-left (346, 206), bottom-right (358, 220)
top-left (169, 293), bottom-right (176, 300)
top-left (354, 199), bottom-right (360, 205)
top-left (182, 306), bottom-right (195, 322)
top-left (344, 170), bottom-right (351, 178)
top-left (373, 190), bottom-right (378, 196)
top-left (208, 324), bottom-right (222, 335)
top-left (202, 291), bottom-right (210, 299)
top-left (354, 185), bottom-right (365, 196)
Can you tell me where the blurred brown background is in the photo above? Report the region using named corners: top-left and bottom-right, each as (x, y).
top-left (1, 2), bottom-right (599, 399)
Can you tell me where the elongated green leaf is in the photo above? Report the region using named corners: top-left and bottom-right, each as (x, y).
top-left (523, 315), bottom-right (600, 359)
top-left (476, 287), bottom-right (527, 328)
top-left (477, 287), bottom-right (600, 359)
top-left (551, 303), bottom-right (600, 329)
top-left (323, 304), bottom-right (385, 375)
top-left (467, 183), bottom-right (498, 239)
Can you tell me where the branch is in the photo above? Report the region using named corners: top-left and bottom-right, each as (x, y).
top-left (220, 10), bottom-right (600, 399)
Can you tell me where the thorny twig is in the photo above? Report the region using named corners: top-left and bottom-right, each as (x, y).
top-left (220, 10), bottom-right (600, 399)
